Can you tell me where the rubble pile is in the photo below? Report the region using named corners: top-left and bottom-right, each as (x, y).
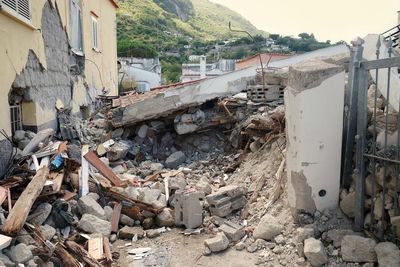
top-left (0, 84), bottom-right (289, 266)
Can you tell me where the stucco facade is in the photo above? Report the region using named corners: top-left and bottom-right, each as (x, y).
top-left (0, 0), bottom-right (118, 136)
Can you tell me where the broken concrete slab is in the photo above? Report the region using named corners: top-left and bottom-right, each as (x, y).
top-left (21, 128), bottom-right (55, 156)
top-left (206, 185), bottom-right (247, 217)
top-left (374, 241), bottom-right (400, 267)
top-left (78, 214), bottom-right (111, 236)
top-left (78, 195), bottom-right (106, 220)
top-left (156, 208), bottom-right (175, 227)
top-left (175, 191), bottom-right (203, 229)
top-left (341, 235), bottom-right (377, 263)
top-left (219, 221), bottom-right (245, 242)
top-left (118, 226), bottom-right (145, 240)
top-left (253, 214), bottom-right (284, 240)
top-left (204, 232), bottom-right (229, 253)
top-left (165, 151), bottom-right (186, 169)
top-left (285, 59), bottom-right (344, 214)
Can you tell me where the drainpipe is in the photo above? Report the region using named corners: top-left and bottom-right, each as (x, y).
top-left (200, 55), bottom-right (206, 79)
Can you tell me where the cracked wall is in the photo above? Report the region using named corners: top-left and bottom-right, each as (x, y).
top-left (285, 59), bottom-right (345, 215)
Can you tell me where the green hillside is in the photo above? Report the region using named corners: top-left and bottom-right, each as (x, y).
top-left (116, 0), bottom-right (266, 57)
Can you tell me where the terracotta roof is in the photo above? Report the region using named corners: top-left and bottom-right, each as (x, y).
top-left (236, 53), bottom-right (292, 70)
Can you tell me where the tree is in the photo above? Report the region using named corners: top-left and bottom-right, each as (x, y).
top-left (298, 33), bottom-right (311, 40)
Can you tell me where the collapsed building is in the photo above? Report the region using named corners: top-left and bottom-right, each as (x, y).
top-left (0, 2), bottom-right (400, 266)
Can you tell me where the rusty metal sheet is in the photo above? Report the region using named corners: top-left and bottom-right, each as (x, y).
top-left (84, 151), bottom-right (123, 187)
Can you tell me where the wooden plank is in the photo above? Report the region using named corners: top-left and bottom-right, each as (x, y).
top-left (80, 145), bottom-right (89, 196)
top-left (2, 166), bottom-right (49, 236)
top-left (0, 186), bottom-right (7, 206)
top-left (88, 236), bottom-right (104, 260)
top-left (65, 240), bottom-right (102, 267)
top-left (84, 151), bottom-right (123, 187)
top-left (110, 203), bottom-right (122, 233)
top-left (103, 237), bottom-right (113, 263)
top-left (0, 234), bottom-right (12, 250)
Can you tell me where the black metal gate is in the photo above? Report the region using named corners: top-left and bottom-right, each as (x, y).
top-left (343, 36), bottom-right (400, 242)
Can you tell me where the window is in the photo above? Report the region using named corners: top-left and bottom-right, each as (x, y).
top-left (10, 104), bottom-right (22, 135)
top-left (91, 15), bottom-right (99, 51)
top-left (0, 0), bottom-right (32, 25)
top-left (69, 0), bottom-right (83, 53)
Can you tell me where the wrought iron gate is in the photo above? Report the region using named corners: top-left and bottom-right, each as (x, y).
top-left (344, 36), bottom-right (400, 242)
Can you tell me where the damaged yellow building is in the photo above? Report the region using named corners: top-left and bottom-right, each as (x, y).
top-left (0, 0), bottom-right (118, 136)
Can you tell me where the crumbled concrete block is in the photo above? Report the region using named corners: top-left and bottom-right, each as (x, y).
top-left (253, 214), bottom-right (283, 240)
top-left (339, 191), bottom-right (356, 218)
top-left (219, 221), bottom-right (245, 242)
top-left (341, 235), bottom-right (377, 263)
top-left (375, 242), bottom-right (400, 267)
top-left (156, 208), bottom-right (175, 227)
top-left (175, 191), bottom-right (204, 229)
top-left (137, 125), bottom-right (149, 138)
top-left (304, 238), bottom-right (328, 267)
top-left (295, 227), bottom-right (315, 243)
top-left (206, 185), bottom-right (247, 217)
top-left (40, 225), bottom-right (56, 240)
top-left (120, 214), bottom-right (135, 227)
top-left (326, 229), bottom-right (355, 247)
top-left (107, 142), bottom-right (130, 161)
top-left (204, 232), bottom-right (229, 253)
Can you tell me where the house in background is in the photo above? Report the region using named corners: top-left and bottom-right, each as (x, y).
top-left (0, 0), bottom-right (118, 135)
top-left (181, 56), bottom-right (236, 82)
top-left (118, 57), bottom-right (162, 93)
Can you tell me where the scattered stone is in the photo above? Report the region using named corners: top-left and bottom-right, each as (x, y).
top-left (374, 242), bottom-right (400, 267)
top-left (0, 253), bottom-right (13, 267)
top-left (137, 125), bottom-right (149, 138)
top-left (110, 234), bottom-right (117, 243)
top-left (203, 246), bottom-right (212, 256)
top-left (13, 130), bottom-right (26, 143)
top-left (326, 229), bottom-right (354, 247)
top-left (204, 232), bottom-right (229, 253)
top-left (296, 227), bottom-right (315, 243)
top-left (6, 243), bottom-right (33, 264)
top-left (87, 192), bottom-right (100, 201)
top-left (143, 217), bottom-right (155, 229)
top-left (40, 225), bottom-right (56, 240)
top-left (146, 229), bottom-right (161, 239)
top-left (235, 241), bottom-right (246, 251)
top-left (107, 142), bottom-right (129, 161)
top-left (340, 191), bottom-right (356, 218)
top-left (341, 235), bottom-right (377, 263)
top-left (78, 214), bottom-right (111, 236)
top-left (253, 214), bottom-right (283, 240)
top-left (104, 206), bottom-right (113, 221)
top-left (78, 195), bottom-right (106, 220)
top-left (119, 226), bottom-right (145, 239)
top-left (28, 203), bottom-right (52, 225)
top-left (274, 234), bottom-right (285, 245)
top-left (156, 208), bottom-right (175, 227)
top-left (247, 242), bottom-right (259, 253)
top-left (219, 221), bottom-right (245, 242)
top-left (120, 214), bottom-right (135, 227)
top-left (304, 238), bottom-right (328, 267)
top-left (165, 151), bottom-right (186, 169)
top-left (195, 178), bottom-right (212, 195)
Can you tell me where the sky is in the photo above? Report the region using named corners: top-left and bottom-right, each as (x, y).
top-left (209, 0), bottom-right (399, 42)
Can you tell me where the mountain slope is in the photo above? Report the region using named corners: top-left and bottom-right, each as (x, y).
top-left (116, 0), bottom-right (266, 56)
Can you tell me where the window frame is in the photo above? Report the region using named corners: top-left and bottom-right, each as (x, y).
top-left (0, 0), bottom-right (33, 27)
top-left (69, 0), bottom-right (83, 55)
top-left (91, 14), bottom-right (99, 52)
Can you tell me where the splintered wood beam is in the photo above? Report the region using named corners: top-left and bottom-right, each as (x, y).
top-left (65, 240), bottom-right (102, 267)
top-left (110, 203), bottom-right (122, 233)
top-left (2, 166), bottom-right (49, 236)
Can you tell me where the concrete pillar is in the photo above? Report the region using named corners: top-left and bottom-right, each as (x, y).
top-left (397, 10), bottom-right (400, 25)
top-left (199, 55), bottom-right (206, 79)
top-left (285, 60), bottom-right (345, 216)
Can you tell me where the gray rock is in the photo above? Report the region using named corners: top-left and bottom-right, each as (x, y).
top-left (78, 214), bottom-right (111, 236)
top-left (156, 208), bottom-right (175, 227)
top-left (104, 206), bottom-right (113, 221)
top-left (219, 221), bottom-right (245, 242)
top-left (18, 139), bottom-right (30, 150)
top-left (143, 217), bottom-right (154, 229)
top-left (375, 242), bottom-right (400, 267)
top-left (28, 203), bottom-right (52, 225)
top-left (26, 259), bottom-right (37, 267)
top-left (0, 253), bottom-right (14, 267)
top-left (107, 142), bottom-right (129, 161)
top-left (40, 224), bottom-right (56, 240)
top-left (341, 235), bottom-right (377, 263)
top-left (204, 232), bottom-right (229, 253)
top-left (6, 243), bottom-right (33, 263)
top-left (87, 193), bottom-right (100, 201)
top-left (119, 226), bottom-right (145, 239)
top-left (13, 130), bottom-right (26, 143)
top-left (146, 229), bottom-right (161, 238)
top-left (165, 151), bottom-right (186, 169)
top-left (253, 214), bottom-right (284, 240)
top-left (296, 227), bottom-right (315, 243)
top-left (235, 241), bottom-right (246, 251)
top-left (120, 214), bottom-right (135, 227)
top-left (326, 229), bottom-right (355, 247)
top-left (78, 195), bottom-right (106, 220)
top-left (304, 238), bottom-right (327, 267)
top-left (340, 191), bottom-right (356, 218)
top-left (16, 228), bottom-right (36, 245)
top-left (137, 125), bottom-right (149, 138)
top-left (195, 179), bottom-right (212, 195)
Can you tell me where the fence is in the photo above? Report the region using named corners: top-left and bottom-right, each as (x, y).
top-left (343, 36), bottom-right (400, 243)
